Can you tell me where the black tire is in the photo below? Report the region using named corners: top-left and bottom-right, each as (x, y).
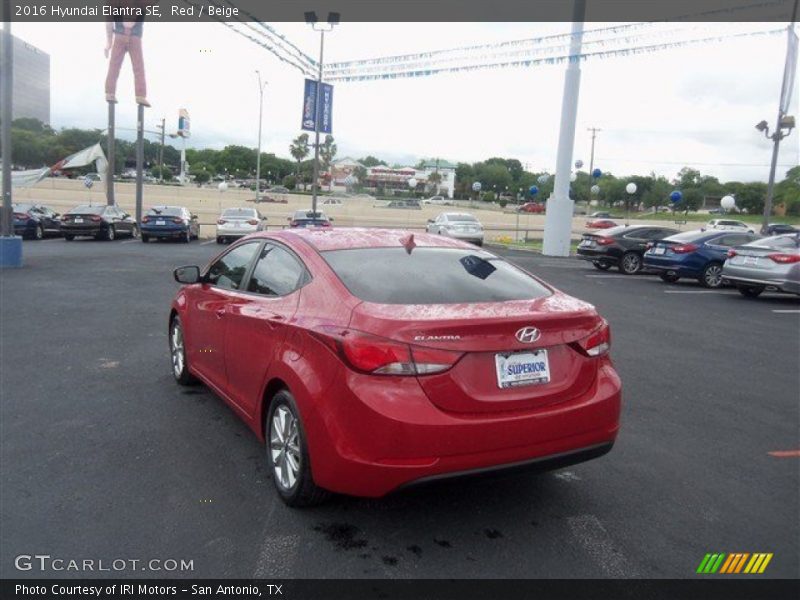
top-left (738, 285), bottom-right (764, 298)
top-left (64, 234), bottom-right (74, 241)
top-left (34, 225), bottom-right (44, 240)
top-left (141, 234), bottom-right (150, 243)
top-left (131, 225), bottom-right (140, 239)
top-left (106, 225), bottom-right (116, 241)
top-left (700, 262), bottom-right (724, 288)
top-left (266, 390), bottom-right (328, 507)
top-left (216, 236), bottom-right (224, 244)
top-left (169, 315), bottom-right (197, 386)
top-left (659, 272), bottom-right (680, 283)
top-left (592, 260), bottom-right (612, 271)
top-left (619, 251), bottom-right (642, 275)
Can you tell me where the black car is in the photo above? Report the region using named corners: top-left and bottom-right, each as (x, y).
top-left (288, 210), bottom-right (332, 228)
top-left (764, 223), bottom-right (798, 236)
top-left (61, 204), bottom-right (140, 241)
top-left (12, 203), bottom-right (62, 239)
top-left (140, 206), bottom-right (199, 243)
top-left (577, 225), bottom-right (680, 274)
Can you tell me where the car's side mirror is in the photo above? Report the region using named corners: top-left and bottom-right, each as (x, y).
top-left (174, 265), bottom-right (201, 284)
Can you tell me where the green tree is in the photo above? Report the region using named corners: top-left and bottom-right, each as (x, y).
top-left (319, 135), bottom-right (337, 189)
top-left (359, 155), bottom-right (386, 167)
top-left (289, 134), bottom-right (310, 182)
top-left (193, 169), bottom-right (211, 185)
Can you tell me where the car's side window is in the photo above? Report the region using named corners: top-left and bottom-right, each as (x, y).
top-left (206, 242), bottom-right (260, 290)
top-left (624, 229), bottom-right (650, 240)
top-left (709, 235), bottom-right (733, 247)
top-left (246, 243), bottom-right (308, 296)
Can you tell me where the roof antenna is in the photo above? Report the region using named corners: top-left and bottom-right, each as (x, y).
top-left (400, 233), bottom-right (416, 254)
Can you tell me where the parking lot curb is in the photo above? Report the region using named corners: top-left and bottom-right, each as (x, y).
top-left (486, 242), bottom-right (579, 259)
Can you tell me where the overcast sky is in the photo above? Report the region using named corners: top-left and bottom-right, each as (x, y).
top-left (12, 20), bottom-right (800, 183)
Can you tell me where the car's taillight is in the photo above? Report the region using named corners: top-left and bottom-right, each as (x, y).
top-left (247, 219), bottom-right (259, 225)
top-left (597, 237), bottom-right (615, 246)
top-left (173, 217), bottom-right (184, 224)
top-left (13, 212), bottom-right (29, 220)
top-left (645, 242), bottom-right (654, 250)
top-left (217, 219), bottom-right (226, 225)
top-left (727, 249), bottom-right (737, 258)
top-left (315, 329), bottom-right (463, 375)
top-left (321, 221), bottom-right (332, 227)
top-left (767, 253), bottom-right (800, 264)
top-left (671, 243), bottom-right (698, 254)
top-left (573, 320), bottom-right (611, 357)
top-left (90, 215), bottom-right (102, 222)
top-left (142, 216), bottom-right (150, 223)
top-left (290, 220), bottom-right (299, 227)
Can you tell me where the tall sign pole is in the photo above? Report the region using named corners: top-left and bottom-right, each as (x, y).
top-left (761, 0), bottom-right (798, 233)
top-left (106, 102), bottom-right (115, 205)
top-left (255, 71), bottom-right (266, 202)
top-left (311, 30), bottom-right (325, 215)
top-left (135, 104), bottom-right (145, 223)
top-left (543, 0), bottom-right (586, 257)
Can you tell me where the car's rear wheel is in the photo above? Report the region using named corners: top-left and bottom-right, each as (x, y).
top-left (738, 285), bottom-right (764, 298)
top-left (169, 316), bottom-right (196, 385)
top-left (619, 251), bottom-right (642, 275)
top-left (141, 234), bottom-right (150, 243)
top-left (659, 272), bottom-right (680, 283)
top-left (700, 263), bottom-right (724, 288)
top-left (267, 390), bottom-right (328, 507)
top-left (216, 236), bottom-right (224, 244)
top-left (592, 260), bottom-right (611, 271)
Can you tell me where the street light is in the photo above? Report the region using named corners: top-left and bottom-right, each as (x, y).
top-left (306, 10), bottom-right (339, 215)
top-left (625, 182), bottom-right (637, 225)
top-left (254, 70), bottom-right (268, 202)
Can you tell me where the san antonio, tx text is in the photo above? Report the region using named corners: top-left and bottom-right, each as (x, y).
top-left (16, 584), bottom-right (280, 596)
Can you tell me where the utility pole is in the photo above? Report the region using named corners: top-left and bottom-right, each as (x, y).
top-left (760, 0), bottom-right (798, 233)
top-left (587, 127), bottom-right (601, 177)
top-left (156, 117), bottom-right (165, 183)
top-left (1, 1), bottom-right (21, 268)
top-left (255, 70), bottom-right (267, 202)
top-left (311, 30), bottom-right (325, 215)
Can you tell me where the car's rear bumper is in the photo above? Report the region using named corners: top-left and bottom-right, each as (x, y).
top-left (642, 255), bottom-right (698, 277)
top-left (722, 264), bottom-right (800, 294)
top-left (141, 227), bottom-right (187, 238)
top-left (217, 227), bottom-right (258, 237)
top-left (576, 249), bottom-right (619, 264)
top-left (60, 225), bottom-right (104, 236)
top-left (307, 361), bottom-right (621, 497)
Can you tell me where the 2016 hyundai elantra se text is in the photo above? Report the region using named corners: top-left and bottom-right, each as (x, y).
top-left (169, 229), bottom-right (621, 506)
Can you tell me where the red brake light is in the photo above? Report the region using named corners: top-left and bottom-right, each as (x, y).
top-left (767, 253), bottom-right (800, 264)
top-left (247, 219), bottom-right (259, 225)
top-left (13, 212), bottom-right (29, 220)
top-left (142, 216), bottom-right (151, 223)
top-left (671, 243), bottom-right (698, 254)
top-left (290, 220), bottom-right (298, 227)
top-left (217, 219), bottom-right (226, 225)
top-left (316, 330), bottom-right (463, 375)
top-left (727, 249), bottom-right (737, 258)
top-left (172, 217), bottom-right (184, 224)
top-left (90, 215), bottom-right (102, 222)
top-left (597, 237), bottom-right (615, 246)
top-left (574, 320), bottom-right (611, 357)
top-left (321, 221), bottom-right (332, 227)
top-left (645, 242), bottom-right (654, 250)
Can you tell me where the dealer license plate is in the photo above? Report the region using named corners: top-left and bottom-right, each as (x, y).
top-left (74, 218), bottom-right (83, 224)
top-left (495, 350), bottom-right (550, 389)
top-left (653, 246), bottom-right (666, 255)
top-left (156, 219), bottom-right (166, 226)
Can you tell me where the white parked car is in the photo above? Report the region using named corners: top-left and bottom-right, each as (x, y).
top-left (705, 219), bottom-right (754, 233)
top-left (426, 212), bottom-right (484, 246)
top-left (216, 207), bottom-right (267, 244)
top-left (422, 195), bottom-right (453, 206)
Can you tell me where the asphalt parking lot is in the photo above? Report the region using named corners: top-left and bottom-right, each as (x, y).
top-left (1, 236), bottom-right (798, 579)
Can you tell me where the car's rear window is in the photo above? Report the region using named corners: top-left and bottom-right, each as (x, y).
top-left (446, 214), bottom-right (477, 222)
top-left (663, 230), bottom-right (712, 243)
top-left (322, 248), bottom-right (551, 304)
top-left (223, 208), bottom-right (255, 217)
top-left (591, 225), bottom-right (628, 237)
top-left (148, 207), bottom-right (183, 216)
top-left (68, 205), bottom-right (104, 214)
top-left (748, 235), bottom-right (799, 249)
top-left (719, 220), bottom-right (742, 226)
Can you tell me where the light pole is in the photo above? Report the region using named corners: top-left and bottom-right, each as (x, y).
top-left (255, 70), bottom-right (268, 202)
top-left (625, 182), bottom-right (637, 225)
top-left (305, 11), bottom-right (339, 215)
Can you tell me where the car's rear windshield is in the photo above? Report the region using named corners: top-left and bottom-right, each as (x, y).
top-left (446, 214), bottom-right (477, 222)
top-left (663, 230), bottom-right (711, 243)
top-left (294, 211), bottom-right (326, 219)
top-left (148, 207), bottom-right (183, 216)
top-left (12, 203), bottom-right (35, 212)
top-left (322, 247), bottom-right (551, 304)
top-left (589, 225), bottom-right (628, 237)
top-left (223, 208), bottom-right (255, 217)
top-left (747, 235), bottom-right (799, 249)
top-left (719, 220), bottom-right (743, 226)
top-left (68, 205), bottom-right (104, 214)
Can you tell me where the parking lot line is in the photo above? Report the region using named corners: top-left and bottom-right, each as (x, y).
top-left (768, 450), bottom-right (800, 457)
top-left (200, 239), bottom-right (217, 246)
top-left (772, 309), bottom-right (800, 314)
top-left (663, 290), bottom-right (735, 294)
top-left (120, 239), bottom-right (139, 244)
top-left (585, 274), bottom-right (629, 279)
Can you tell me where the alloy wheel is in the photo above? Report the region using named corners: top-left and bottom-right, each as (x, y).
top-left (704, 265), bottom-right (723, 288)
top-left (270, 406), bottom-right (301, 492)
top-left (170, 321), bottom-right (185, 378)
top-left (621, 253), bottom-right (641, 274)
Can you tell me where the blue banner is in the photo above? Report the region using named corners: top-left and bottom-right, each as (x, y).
top-left (301, 79), bottom-right (333, 134)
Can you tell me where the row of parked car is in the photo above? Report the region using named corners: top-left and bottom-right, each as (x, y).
top-left (576, 223), bottom-right (800, 298)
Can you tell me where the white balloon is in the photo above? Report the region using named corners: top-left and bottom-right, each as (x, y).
top-left (591, 185), bottom-right (600, 195)
top-left (720, 195), bottom-right (736, 210)
top-left (626, 182), bottom-right (637, 194)
top-left (408, 178), bottom-right (417, 189)
top-left (218, 182), bottom-right (228, 192)
top-left (569, 172), bottom-right (577, 182)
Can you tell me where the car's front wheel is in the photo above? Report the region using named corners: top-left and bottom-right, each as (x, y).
top-left (105, 225), bottom-right (116, 241)
top-left (700, 262), bottom-right (724, 288)
top-left (592, 260), bottom-right (611, 271)
top-left (131, 225), bottom-right (140, 239)
top-left (738, 285), bottom-right (764, 298)
top-left (169, 316), bottom-right (197, 385)
top-left (619, 251), bottom-right (642, 275)
top-left (34, 225), bottom-right (44, 240)
top-left (267, 390), bottom-right (328, 507)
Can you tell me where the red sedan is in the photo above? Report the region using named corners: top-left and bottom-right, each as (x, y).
top-left (586, 219), bottom-right (618, 229)
top-left (518, 202), bottom-right (546, 213)
top-left (169, 229), bottom-right (621, 505)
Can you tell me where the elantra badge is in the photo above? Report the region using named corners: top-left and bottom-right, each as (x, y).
top-left (515, 327), bottom-right (541, 344)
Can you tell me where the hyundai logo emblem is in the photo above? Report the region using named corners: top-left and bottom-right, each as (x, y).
top-left (515, 327), bottom-right (541, 344)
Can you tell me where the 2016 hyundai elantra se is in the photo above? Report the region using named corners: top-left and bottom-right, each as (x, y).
top-left (169, 229), bottom-right (621, 506)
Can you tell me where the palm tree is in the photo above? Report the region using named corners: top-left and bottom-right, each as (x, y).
top-left (320, 135), bottom-right (338, 190)
top-left (289, 134), bottom-right (310, 182)
top-left (427, 171), bottom-right (443, 195)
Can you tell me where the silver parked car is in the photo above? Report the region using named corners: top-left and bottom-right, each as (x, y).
top-left (722, 234), bottom-right (800, 297)
top-left (216, 207), bottom-right (267, 244)
top-left (426, 212), bottom-right (484, 246)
